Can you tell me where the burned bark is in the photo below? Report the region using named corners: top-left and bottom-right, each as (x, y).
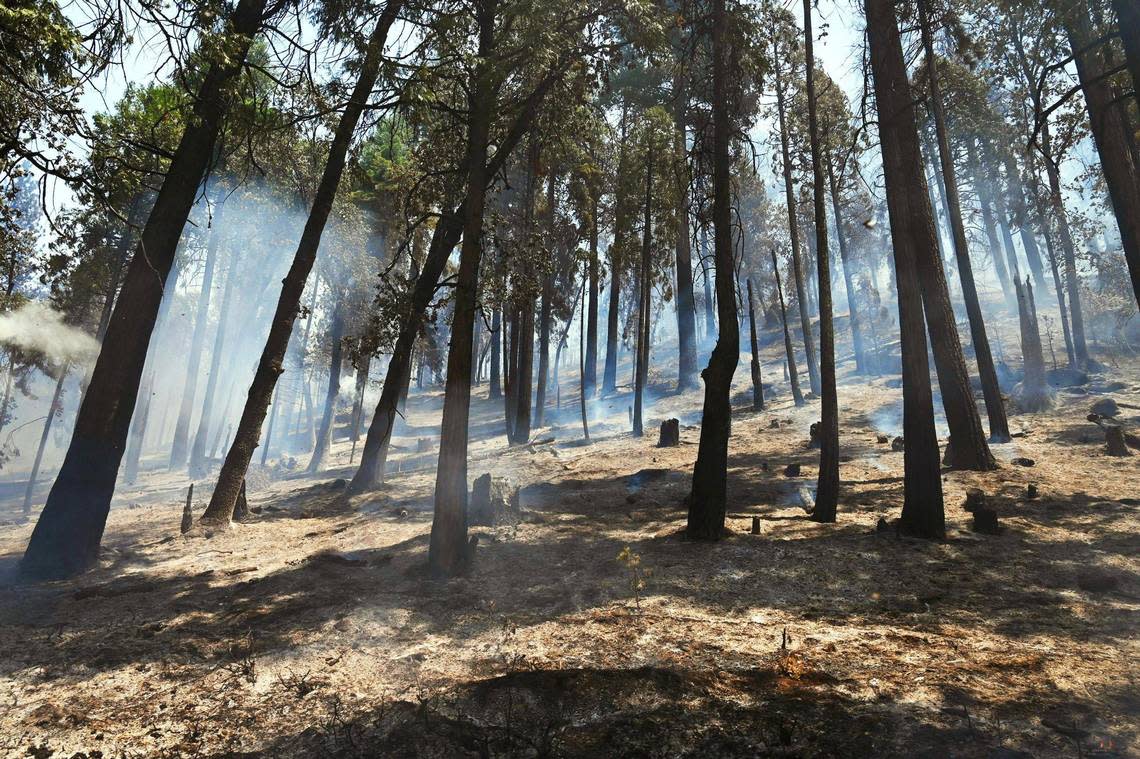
top-left (866, 0), bottom-right (946, 539)
top-left (687, 0), bottom-right (739, 540)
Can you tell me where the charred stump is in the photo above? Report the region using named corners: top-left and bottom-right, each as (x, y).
top-left (658, 419), bottom-right (680, 448)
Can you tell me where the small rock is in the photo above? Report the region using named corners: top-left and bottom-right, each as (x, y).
top-left (876, 434), bottom-right (889, 444)
top-left (891, 436), bottom-right (905, 452)
top-left (783, 463), bottom-right (801, 477)
top-left (769, 419), bottom-right (781, 430)
top-left (329, 478), bottom-right (347, 491)
top-left (1011, 457), bottom-right (1035, 467)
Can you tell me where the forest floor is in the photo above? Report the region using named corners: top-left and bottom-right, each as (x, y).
top-left (0, 322), bottom-right (1138, 758)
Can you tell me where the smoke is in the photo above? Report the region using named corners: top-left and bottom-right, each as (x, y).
top-left (0, 302), bottom-right (100, 366)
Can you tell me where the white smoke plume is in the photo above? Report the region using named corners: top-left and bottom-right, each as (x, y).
top-left (0, 301), bottom-right (101, 366)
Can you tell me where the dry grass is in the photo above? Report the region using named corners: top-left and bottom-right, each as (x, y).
top-left (0, 334), bottom-right (1137, 758)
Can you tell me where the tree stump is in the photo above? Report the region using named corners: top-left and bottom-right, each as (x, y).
top-left (963, 489), bottom-right (1000, 534)
top-left (750, 516), bottom-right (761, 535)
top-left (783, 463), bottom-right (801, 477)
top-left (891, 436), bottom-right (905, 452)
top-left (469, 473), bottom-right (520, 527)
top-left (658, 418), bottom-right (680, 447)
top-left (808, 421), bottom-right (821, 449)
top-left (1106, 425), bottom-right (1132, 456)
top-left (180, 484), bottom-right (194, 535)
top-left (1091, 397), bottom-right (1120, 418)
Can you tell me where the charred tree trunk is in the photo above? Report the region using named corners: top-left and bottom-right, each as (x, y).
top-left (489, 307), bottom-right (502, 399)
top-left (633, 145), bottom-right (654, 438)
top-left (513, 298), bottom-right (535, 444)
top-left (1038, 124), bottom-right (1091, 366)
top-left (21, 0), bottom-right (273, 579)
top-left (866, 0), bottom-right (945, 538)
top-left (585, 201), bottom-right (600, 397)
top-left (673, 70), bottom-right (699, 391)
top-left (918, 0), bottom-right (1010, 443)
top-left (826, 152), bottom-right (867, 373)
top-left (774, 53), bottom-right (820, 396)
top-left (428, 2), bottom-right (496, 579)
top-left (602, 252), bottom-right (620, 395)
top-left (201, 2), bottom-right (404, 524)
top-left (505, 305), bottom-right (519, 439)
top-left (1012, 278), bottom-right (1052, 411)
top-left (579, 267), bottom-right (590, 441)
top-left (1068, 5), bottom-right (1140, 307)
top-left (308, 304), bottom-right (345, 474)
top-left (747, 279), bottom-right (763, 411)
top-left (534, 174), bottom-right (556, 428)
top-left (1112, 0), bottom-right (1140, 111)
top-left (773, 249), bottom-right (805, 407)
top-left (1002, 152), bottom-right (1050, 293)
top-left (171, 197), bottom-right (225, 469)
top-left (803, 1), bottom-right (840, 522)
top-left (968, 142), bottom-right (1013, 305)
top-left (687, 0), bottom-right (739, 540)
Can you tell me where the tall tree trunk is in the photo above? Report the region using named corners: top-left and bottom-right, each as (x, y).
top-left (585, 202), bottom-right (600, 397)
top-left (826, 153), bottom-right (867, 373)
top-left (489, 307), bottom-right (501, 399)
top-left (513, 298), bottom-right (535, 443)
top-left (1039, 124), bottom-right (1091, 365)
top-left (23, 365), bottom-right (68, 518)
top-left (505, 305), bottom-right (519, 438)
top-left (1002, 152), bottom-right (1050, 293)
top-left (773, 250), bottom-right (805, 408)
top-left (866, 0), bottom-right (945, 538)
top-left (673, 70), bottom-right (699, 390)
top-left (200, 1), bottom-right (404, 524)
top-left (1111, 0), bottom-right (1140, 110)
top-left (19, 0), bottom-right (271, 579)
top-left (534, 173), bottom-right (556, 428)
top-left (747, 279), bottom-right (763, 411)
top-left (968, 142), bottom-right (1013, 305)
top-left (189, 256), bottom-right (237, 478)
top-left (1027, 173), bottom-right (1077, 367)
top-left (1067, 6), bottom-right (1140, 307)
top-left (308, 304), bottom-right (345, 473)
top-left (171, 198), bottom-right (225, 469)
top-left (803, 1), bottom-right (840, 522)
top-left (774, 55), bottom-right (820, 395)
top-left (687, 0), bottom-right (739, 540)
top-left (918, 0), bottom-right (1011, 443)
top-left (633, 146), bottom-right (653, 438)
top-left (701, 224), bottom-right (715, 342)
top-left (602, 264), bottom-right (620, 394)
top-left (579, 266), bottom-right (590, 440)
top-left (428, 1), bottom-right (496, 578)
